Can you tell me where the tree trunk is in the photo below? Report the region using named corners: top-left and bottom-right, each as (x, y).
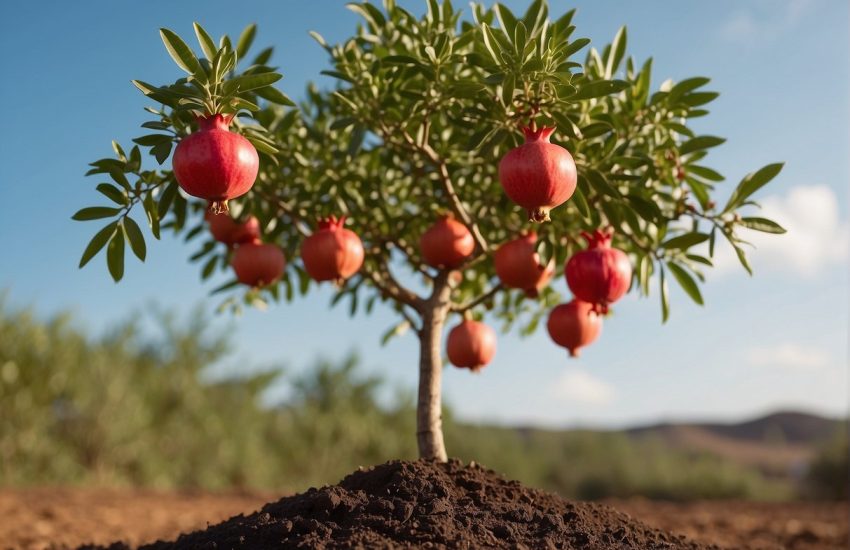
top-left (416, 275), bottom-right (452, 461)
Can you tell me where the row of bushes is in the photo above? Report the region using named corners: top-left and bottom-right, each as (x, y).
top-left (0, 299), bottom-right (842, 499)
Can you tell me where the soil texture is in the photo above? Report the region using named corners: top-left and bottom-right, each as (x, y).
top-left (87, 459), bottom-right (713, 549)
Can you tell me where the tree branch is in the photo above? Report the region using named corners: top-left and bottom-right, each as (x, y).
top-left (363, 260), bottom-right (424, 313)
top-left (401, 130), bottom-right (490, 254)
top-left (452, 282), bottom-right (504, 313)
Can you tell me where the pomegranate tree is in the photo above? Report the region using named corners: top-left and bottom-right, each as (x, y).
top-left (74, 3), bottom-right (786, 462)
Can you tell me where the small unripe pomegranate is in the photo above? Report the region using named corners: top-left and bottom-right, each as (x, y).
top-left (172, 114), bottom-right (259, 213)
top-left (301, 216), bottom-right (365, 284)
top-left (419, 216), bottom-right (475, 269)
top-left (546, 300), bottom-right (602, 358)
top-left (494, 232), bottom-right (554, 298)
top-left (205, 210), bottom-right (261, 246)
top-left (498, 126), bottom-right (577, 222)
top-left (446, 319), bottom-right (497, 372)
top-left (231, 239), bottom-right (285, 287)
top-left (565, 230), bottom-right (632, 313)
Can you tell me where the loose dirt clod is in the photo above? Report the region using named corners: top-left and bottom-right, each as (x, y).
top-left (83, 459), bottom-right (717, 549)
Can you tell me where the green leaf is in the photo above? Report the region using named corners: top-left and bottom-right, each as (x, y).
top-left (733, 244), bottom-right (753, 275)
top-left (584, 170), bottom-right (620, 198)
top-left (201, 255), bottom-right (218, 280)
top-left (667, 262), bottom-right (703, 305)
top-left (308, 31), bottom-right (327, 49)
top-left (347, 3), bottom-right (386, 30)
top-left (382, 54), bottom-right (421, 65)
top-left (679, 135), bottom-right (725, 155)
top-left (111, 140), bottom-right (126, 160)
top-left (160, 28), bottom-right (203, 77)
top-left (108, 168), bottom-right (131, 189)
top-left (605, 26), bottom-right (627, 78)
top-left (381, 320), bottom-right (410, 345)
top-left (236, 23), bottom-right (257, 60)
top-left (151, 141), bottom-right (173, 165)
top-left (254, 86), bottom-right (295, 106)
top-left (210, 279), bottom-right (240, 295)
top-left (501, 73), bottom-right (515, 106)
top-left (223, 72), bottom-right (281, 95)
top-left (96, 183), bottom-right (128, 205)
top-left (661, 232), bottom-right (710, 250)
top-left (572, 79), bottom-right (630, 100)
top-left (79, 222), bottom-right (117, 268)
top-left (123, 217), bottom-right (147, 261)
top-left (563, 37), bottom-right (590, 58)
top-left (739, 217), bottom-right (786, 234)
top-left (157, 181), bottom-right (179, 218)
top-left (143, 193), bottom-right (160, 239)
top-left (72, 206), bottom-right (121, 221)
top-left (106, 226), bottom-right (125, 282)
top-left (723, 163), bottom-right (784, 213)
top-left (481, 24), bottom-right (503, 65)
top-left (193, 22), bottom-right (217, 60)
top-left (686, 254), bottom-right (713, 266)
top-left (687, 165), bottom-right (724, 182)
top-left (682, 91), bottom-right (719, 107)
top-left (659, 267), bottom-right (670, 323)
top-left (667, 77), bottom-right (710, 104)
top-left (132, 134), bottom-right (172, 146)
top-left (494, 3), bottom-right (518, 39)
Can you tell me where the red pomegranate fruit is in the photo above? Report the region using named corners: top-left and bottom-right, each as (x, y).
top-left (529, 259), bottom-right (556, 299)
top-left (498, 126), bottom-right (577, 222)
top-left (494, 232), bottom-right (555, 297)
top-left (172, 114), bottom-right (259, 213)
top-left (205, 210), bottom-right (261, 246)
top-left (565, 230), bottom-right (632, 314)
top-left (546, 300), bottom-right (602, 358)
top-left (301, 216), bottom-right (365, 284)
top-left (419, 216), bottom-right (475, 269)
top-left (231, 239), bottom-right (285, 287)
top-left (446, 319), bottom-right (497, 372)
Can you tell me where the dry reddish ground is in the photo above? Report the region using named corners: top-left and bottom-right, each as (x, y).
top-left (0, 487), bottom-right (845, 549)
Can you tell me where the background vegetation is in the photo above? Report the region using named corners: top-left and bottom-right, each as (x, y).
top-left (1, 299), bottom-right (843, 501)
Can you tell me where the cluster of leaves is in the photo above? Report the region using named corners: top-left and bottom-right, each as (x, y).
top-left (75, 0), bottom-right (786, 342)
top-left (73, 23), bottom-right (292, 281)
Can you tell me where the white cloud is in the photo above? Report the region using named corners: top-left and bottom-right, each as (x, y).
top-left (721, 0), bottom-right (813, 42)
top-left (746, 343), bottom-right (831, 371)
top-left (551, 369), bottom-right (615, 406)
top-left (711, 185), bottom-right (849, 278)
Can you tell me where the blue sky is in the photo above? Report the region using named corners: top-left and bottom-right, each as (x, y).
top-left (1, 0), bottom-right (847, 428)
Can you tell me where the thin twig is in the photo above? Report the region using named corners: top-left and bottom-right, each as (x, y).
top-left (452, 283), bottom-right (504, 313)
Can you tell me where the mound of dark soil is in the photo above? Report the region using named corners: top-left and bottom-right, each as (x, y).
top-left (87, 459), bottom-right (716, 549)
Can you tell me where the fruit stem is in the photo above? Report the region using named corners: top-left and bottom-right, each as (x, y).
top-left (210, 200), bottom-right (229, 215)
top-left (528, 208), bottom-right (551, 223)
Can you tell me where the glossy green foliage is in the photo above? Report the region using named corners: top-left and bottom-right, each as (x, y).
top-left (75, 1), bottom-right (785, 336)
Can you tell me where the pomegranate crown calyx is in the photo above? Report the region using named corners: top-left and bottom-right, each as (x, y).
top-left (196, 113), bottom-right (234, 131)
top-left (579, 229), bottom-right (613, 249)
top-left (521, 126), bottom-right (556, 143)
top-left (317, 215), bottom-right (346, 231)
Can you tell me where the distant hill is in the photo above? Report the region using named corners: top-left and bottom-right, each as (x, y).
top-left (623, 411), bottom-right (845, 478)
